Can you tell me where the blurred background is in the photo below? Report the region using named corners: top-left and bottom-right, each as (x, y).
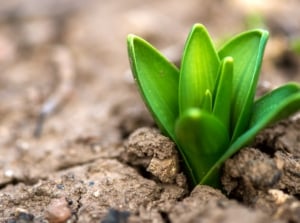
top-left (1, 0), bottom-right (300, 100)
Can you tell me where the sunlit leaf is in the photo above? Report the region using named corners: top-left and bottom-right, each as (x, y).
top-left (127, 34), bottom-right (179, 140)
top-left (201, 89), bottom-right (213, 112)
top-left (213, 57), bottom-right (233, 130)
top-left (179, 24), bottom-right (220, 114)
top-left (127, 24), bottom-right (300, 189)
top-left (250, 82), bottom-right (300, 126)
top-left (218, 30), bottom-right (269, 141)
top-left (175, 108), bottom-right (229, 186)
top-left (201, 83), bottom-right (300, 186)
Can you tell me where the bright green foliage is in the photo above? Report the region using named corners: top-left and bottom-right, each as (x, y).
top-left (127, 24), bottom-right (300, 187)
top-left (179, 24), bottom-right (220, 115)
top-left (127, 36), bottom-right (179, 140)
top-left (175, 108), bottom-right (229, 186)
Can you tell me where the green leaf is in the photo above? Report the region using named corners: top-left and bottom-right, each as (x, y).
top-left (218, 29), bottom-right (269, 141)
top-left (127, 35), bottom-right (179, 140)
top-left (250, 82), bottom-right (300, 126)
top-left (213, 57), bottom-right (234, 130)
top-left (201, 83), bottom-right (300, 186)
top-left (201, 89), bottom-right (213, 112)
top-left (175, 108), bottom-right (229, 186)
top-left (179, 24), bottom-right (220, 115)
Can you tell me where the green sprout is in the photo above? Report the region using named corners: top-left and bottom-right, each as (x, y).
top-left (127, 24), bottom-right (300, 188)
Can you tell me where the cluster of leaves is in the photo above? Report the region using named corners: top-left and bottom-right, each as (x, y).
top-left (127, 24), bottom-right (300, 188)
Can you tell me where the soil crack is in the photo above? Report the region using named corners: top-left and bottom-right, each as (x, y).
top-left (159, 211), bottom-right (171, 223)
top-left (55, 156), bottom-right (120, 172)
top-left (73, 192), bottom-right (82, 222)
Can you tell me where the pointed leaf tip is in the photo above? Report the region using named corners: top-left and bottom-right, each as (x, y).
top-left (127, 34), bottom-right (135, 42)
top-left (213, 56), bottom-right (234, 130)
top-left (201, 82), bottom-right (300, 188)
top-left (179, 24), bottom-right (220, 115)
top-left (127, 35), bottom-right (179, 140)
top-left (250, 82), bottom-right (300, 127)
top-left (219, 29), bottom-right (269, 141)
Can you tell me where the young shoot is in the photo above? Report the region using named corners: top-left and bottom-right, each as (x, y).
top-left (127, 24), bottom-right (300, 188)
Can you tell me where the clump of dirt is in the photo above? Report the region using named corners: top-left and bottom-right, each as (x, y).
top-left (119, 117), bottom-right (300, 223)
top-left (222, 118), bottom-right (300, 223)
top-left (222, 147), bottom-right (281, 202)
top-left (170, 186), bottom-right (282, 223)
top-left (122, 127), bottom-right (186, 186)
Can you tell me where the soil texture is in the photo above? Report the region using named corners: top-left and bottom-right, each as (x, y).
top-left (1, 0), bottom-right (300, 222)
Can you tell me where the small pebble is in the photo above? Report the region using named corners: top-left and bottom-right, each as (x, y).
top-left (56, 184), bottom-right (65, 190)
top-left (45, 197), bottom-right (71, 223)
top-left (93, 190), bottom-right (100, 198)
top-left (4, 169), bottom-right (14, 178)
top-left (7, 208), bottom-right (34, 223)
top-left (101, 209), bottom-right (130, 223)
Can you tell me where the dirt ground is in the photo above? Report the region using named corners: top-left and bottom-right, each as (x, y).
top-left (1, 0), bottom-right (300, 222)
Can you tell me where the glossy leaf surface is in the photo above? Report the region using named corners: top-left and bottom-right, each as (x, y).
top-left (201, 83), bottom-right (300, 186)
top-left (201, 89), bottom-right (213, 112)
top-left (127, 35), bottom-right (179, 140)
top-left (218, 30), bottom-right (269, 141)
top-left (175, 108), bottom-right (229, 186)
top-left (127, 25), bottom-right (300, 189)
top-left (250, 83), bottom-right (300, 126)
top-left (212, 57), bottom-right (233, 130)
top-left (179, 24), bottom-right (220, 114)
